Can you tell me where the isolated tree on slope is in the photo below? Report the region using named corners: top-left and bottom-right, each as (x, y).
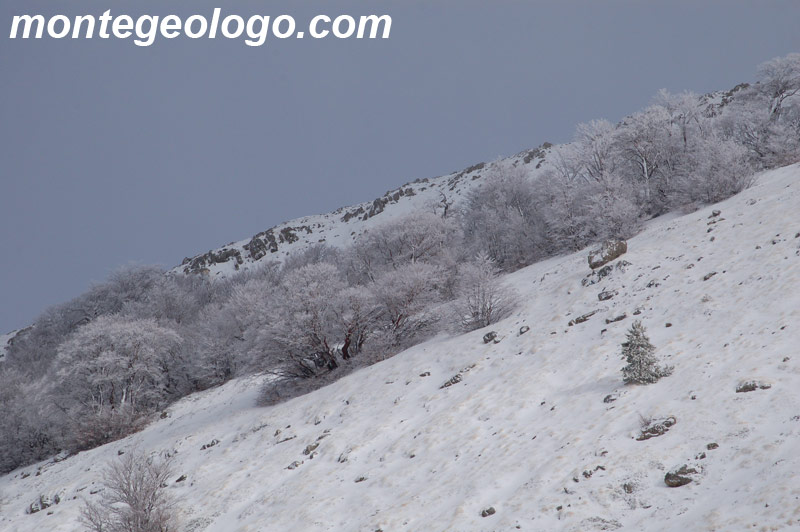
top-left (80, 449), bottom-right (176, 532)
top-left (621, 321), bottom-right (673, 385)
top-left (455, 252), bottom-right (515, 331)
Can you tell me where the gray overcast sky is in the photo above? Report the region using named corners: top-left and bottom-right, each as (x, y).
top-left (1, 1), bottom-right (799, 333)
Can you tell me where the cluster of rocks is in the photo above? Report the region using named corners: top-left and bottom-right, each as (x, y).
top-left (340, 187), bottom-right (417, 222)
top-left (26, 492), bottom-right (64, 514)
top-left (735, 380), bottom-right (772, 393)
top-left (440, 364), bottom-right (477, 389)
top-left (200, 438), bottom-right (220, 450)
top-left (181, 224), bottom-right (314, 274)
top-left (636, 416), bottom-right (677, 441)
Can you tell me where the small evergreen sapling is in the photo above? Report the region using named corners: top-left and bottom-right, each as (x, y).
top-left (621, 321), bottom-right (673, 384)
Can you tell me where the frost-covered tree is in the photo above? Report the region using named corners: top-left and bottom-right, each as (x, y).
top-left (613, 105), bottom-right (677, 214)
top-left (584, 172), bottom-right (641, 240)
top-left (653, 89), bottom-right (702, 151)
top-left (351, 212), bottom-right (459, 282)
top-left (80, 450), bottom-right (176, 532)
top-left (621, 321), bottom-right (673, 385)
top-left (461, 163), bottom-right (548, 270)
top-left (454, 253), bottom-right (515, 331)
top-left (573, 119), bottom-right (619, 182)
top-left (0, 369), bottom-right (63, 474)
top-left (248, 263), bottom-right (348, 377)
top-left (757, 53), bottom-right (800, 120)
top-left (671, 132), bottom-right (754, 205)
top-left (335, 286), bottom-right (380, 360)
top-left (4, 265), bottom-right (166, 373)
top-left (55, 316), bottom-right (182, 448)
top-left (370, 262), bottom-right (444, 349)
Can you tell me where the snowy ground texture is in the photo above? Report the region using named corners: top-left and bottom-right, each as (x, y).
top-left (0, 330), bottom-right (18, 363)
top-left (3, 164), bottom-right (800, 531)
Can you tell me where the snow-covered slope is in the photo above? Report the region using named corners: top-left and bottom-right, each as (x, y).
top-left (173, 147), bottom-right (551, 276)
top-left (0, 329), bottom-right (19, 363)
top-left (3, 163), bottom-right (799, 531)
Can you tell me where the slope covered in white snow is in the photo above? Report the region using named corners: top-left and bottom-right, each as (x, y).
top-left (2, 163), bottom-right (800, 531)
top-left (0, 330), bottom-right (19, 363)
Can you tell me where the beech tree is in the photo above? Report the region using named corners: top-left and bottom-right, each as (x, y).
top-left (461, 164), bottom-right (548, 270)
top-left (351, 212), bottom-right (459, 282)
top-left (757, 53), bottom-right (800, 120)
top-left (55, 316), bottom-right (182, 447)
top-left (370, 262), bottom-right (444, 349)
top-left (613, 106), bottom-right (677, 214)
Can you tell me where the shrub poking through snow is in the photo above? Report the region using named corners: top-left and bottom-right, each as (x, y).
top-left (80, 450), bottom-right (176, 532)
top-left (621, 321), bottom-right (673, 385)
top-left (455, 252), bottom-right (515, 332)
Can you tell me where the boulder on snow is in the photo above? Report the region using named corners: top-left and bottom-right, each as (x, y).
top-left (736, 380), bottom-right (772, 393)
top-left (303, 442), bottom-right (320, 455)
top-left (598, 290), bottom-right (617, 301)
top-left (664, 465), bottom-right (697, 487)
top-left (568, 310), bottom-right (600, 326)
top-left (605, 313), bottom-right (627, 324)
top-left (637, 416), bottom-right (677, 441)
top-left (483, 331), bottom-right (497, 344)
top-left (588, 240), bottom-right (628, 270)
top-left (480, 507), bottom-right (496, 517)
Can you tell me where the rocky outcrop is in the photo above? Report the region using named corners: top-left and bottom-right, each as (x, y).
top-left (181, 224), bottom-right (314, 274)
top-left (181, 248), bottom-right (243, 274)
top-left (244, 231), bottom-right (278, 260)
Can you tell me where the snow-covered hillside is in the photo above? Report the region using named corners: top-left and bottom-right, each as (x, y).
top-left (3, 163), bottom-right (799, 531)
top-left (172, 145), bottom-right (550, 276)
top-left (171, 87), bottom-right (747, 280)
top-left (0, 330), bottom-right (19, 363)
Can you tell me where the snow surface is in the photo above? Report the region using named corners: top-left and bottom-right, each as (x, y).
top-left (3, 164), bottom-right (800, 531)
